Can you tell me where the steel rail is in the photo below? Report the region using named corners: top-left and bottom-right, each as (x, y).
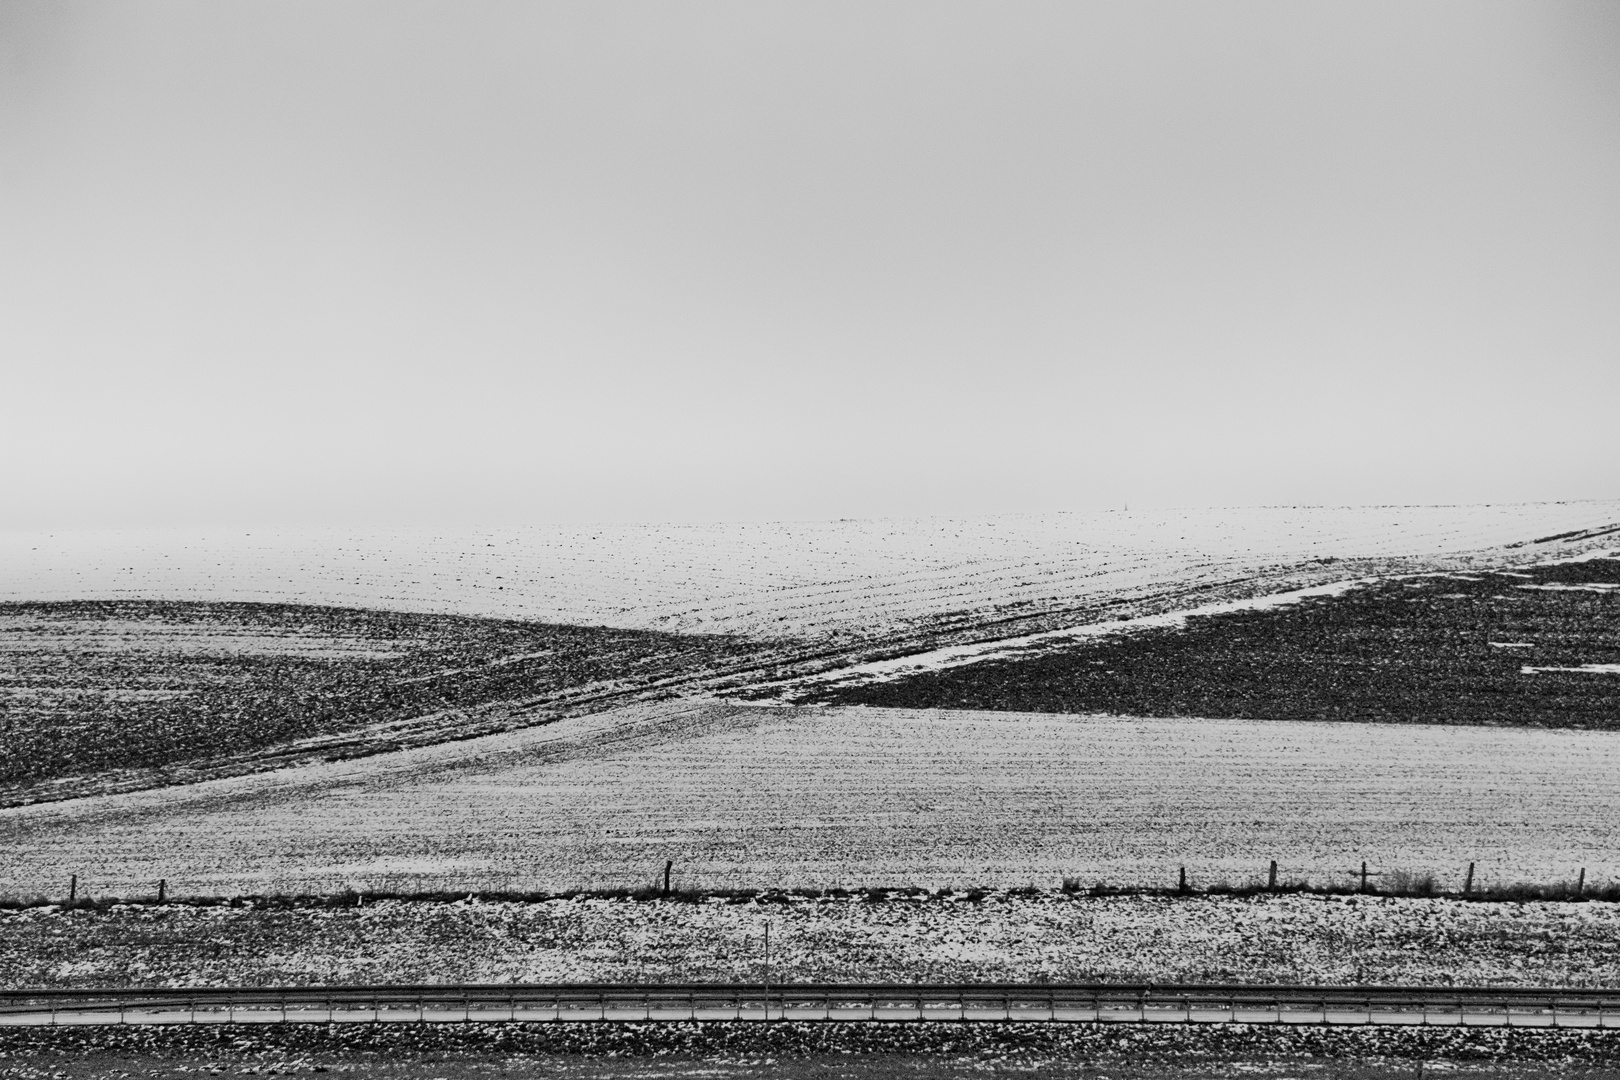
top-left (2, 983), bottom-right (1618, 1028)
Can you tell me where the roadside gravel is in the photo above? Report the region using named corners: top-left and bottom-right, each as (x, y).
top-left (12, 1021), bottom-right (1620, 1080)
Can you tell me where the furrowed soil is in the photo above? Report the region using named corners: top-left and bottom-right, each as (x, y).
top-left (801, 557), bottom-right (1620, 726)
top-left (0, 602), bottom-right (764, 806)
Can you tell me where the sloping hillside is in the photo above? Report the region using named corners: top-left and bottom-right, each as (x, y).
top-left (4, 504), bottom-right (1615, 640)
top-left (5, 699), bottom-right (1619, 898)
top-left (0, 602), bottom-right (764, 806)
top-left (2, 504), bottom-right (1615, 806)
top-left (799, 555), bottom-right (1620, 727)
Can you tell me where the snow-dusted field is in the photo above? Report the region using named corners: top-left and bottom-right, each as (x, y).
top-left (5, 699), bottom-right (1618, 899)
top-left (3, 503), bottom-right (1615, 639)
top-left (769, 577), bottom-right (1372, 695)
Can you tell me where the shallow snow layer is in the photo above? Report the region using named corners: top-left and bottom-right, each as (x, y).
top-left (1522, 664), bottom-right (1620, 675)
top-left (778, 578), bottom-right (1370, 690)
top-left (1517, 582), bottom-right (1620, 593)
top-left (3, 503), bottom-right (1617, 639)
top-left (6, 699), bottom-right (1619, 897)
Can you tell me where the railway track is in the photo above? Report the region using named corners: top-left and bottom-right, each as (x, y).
top-left (4, 983), bottom-right (1620, 1028)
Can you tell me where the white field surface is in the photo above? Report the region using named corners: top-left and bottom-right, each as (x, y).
top-left (3, 503), bottom-right (1618, 640)
top-left (4, 699), bottom-right (1618, 900)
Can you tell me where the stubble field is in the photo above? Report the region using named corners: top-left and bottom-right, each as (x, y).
top-left (5, 698), bottom-right (1620, 900)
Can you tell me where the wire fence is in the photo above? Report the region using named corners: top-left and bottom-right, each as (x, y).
top-left (9, 861), bottom-right (1612, 909)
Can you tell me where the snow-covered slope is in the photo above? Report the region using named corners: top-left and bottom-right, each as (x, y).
top-left (2, 503), bottom-right (1615, 639)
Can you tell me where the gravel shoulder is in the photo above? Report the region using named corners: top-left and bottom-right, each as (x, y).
top-left (9, 1024), bottom-right (1620, 1079)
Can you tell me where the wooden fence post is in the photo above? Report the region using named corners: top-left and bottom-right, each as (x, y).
top-left (1578, 868), bottom-right (1586, 898)
top-left (1178, 866), bottom-right (1187, 895)
top-left (157, 879), bottom-right (166, 904)
top-left (1463, 862), bottom-right (1474, 897)
top-left (69, 875), bottom-right (77, 903)
top-left (1268, 861), bottom-right (1278, 891)
top-left (1359, 862), bottom-right (1369, 894)
top-left (663, 860), bottom-right (673, 897)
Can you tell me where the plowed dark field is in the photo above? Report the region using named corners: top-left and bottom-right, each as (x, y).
top-left (808, 558), bottom-right (1620, 727)
top-left (0, 602), bottom-right (760, 804)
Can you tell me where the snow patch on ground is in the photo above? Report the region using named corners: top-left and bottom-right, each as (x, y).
top-left (1516, 583), bottom-right (1620, 593)
top-left (776, 578), bottom-right (1372, 692)
top-left (1522, 664), bottom-right (1620, 676)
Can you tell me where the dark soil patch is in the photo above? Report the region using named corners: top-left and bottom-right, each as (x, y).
top-left (808, 558), bottom-right (1620, 727)
top-left (0, 601), bottom-right (763, 801)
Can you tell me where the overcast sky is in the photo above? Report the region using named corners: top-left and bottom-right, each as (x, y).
top-left (2, 1), bottom-right (1617, 528)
